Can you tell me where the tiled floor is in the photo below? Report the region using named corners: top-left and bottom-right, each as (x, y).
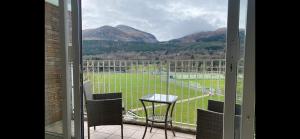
top-left (87, 124), bottom-right (196, 139)
top-left (45, 120), bottom-right (196, 139)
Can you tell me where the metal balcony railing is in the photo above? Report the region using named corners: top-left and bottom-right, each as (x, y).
top-left (81, 59), bottom-right (239, 129)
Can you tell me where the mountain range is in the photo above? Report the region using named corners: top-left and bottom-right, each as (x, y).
top-left (82, 25), bottom-right (244, 56)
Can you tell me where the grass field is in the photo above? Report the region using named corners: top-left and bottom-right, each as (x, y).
top-left (84, 70), bottom-right (242, 125)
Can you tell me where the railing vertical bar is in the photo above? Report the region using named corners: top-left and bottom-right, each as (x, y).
top-left (223, 60), bottom-right (226, 98)
top-left (148, 61), bottom-right (150, 95)
top-left (187, 60), bottom-right (191, 124)
top-left (108, 60), bottom-right (111, 93)
top-left (86, 60), bottom-right (88, 81)
top-left (141, 60), bottom-right (145, 116)
top-left (154, 61), bottom-right (157, 113)
top-left (154, 61), bottom-right (157, 94)
top-left (174, 61), bottom-right (177, 123)
top-left (202, 60), bottom-right (206, 109)
top-left (92, 60), bottom-right (95, 93)
top-left (120, 61), bottom-right (123, 107)
top-left (103, 61), bottom-right (105, 93)
top-left (85, 60), bottom-right (87, 80)
top-left (159, 61), bottom-right (162, 115)
top-left (136, 60), bottom-right (139, 115)
top-left (210, 60), bottom-right (213, 99)
top-left (197, 60), bottom-right (201, 110)
top-left (114, 60), bottom-right (116, 92)
top-left (97, 61), bottom-right (100, 94)
top-left (167, 61), bottom-right (170, 95)
top-left (218, 59), bottom-right (221, 101)
top-left (223, 60), bottom-right (226, 97)
top-left (142, 60), bottom-right (145, 102)
top-left (119, 60), bottom-right (123, 92)
top-left (194, 61), bottom-right (197, 123)
top-left (180, 60), bottom-right (184, 127)
top-left (199, 60), bottom-right (204, 109)
top-left (130, 61), bottom-right (133, 110)
top-left (125, 61), bottom-right (128, 111)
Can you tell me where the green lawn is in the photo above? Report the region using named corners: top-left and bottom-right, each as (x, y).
top-left (84, 70), bottom-right (242, 125)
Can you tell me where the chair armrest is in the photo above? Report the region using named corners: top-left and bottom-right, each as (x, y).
top-left (86, 98), bottom-right (123, 126)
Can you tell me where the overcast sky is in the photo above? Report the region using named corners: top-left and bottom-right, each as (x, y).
top-left (82, 0), bottom-right (246, 41)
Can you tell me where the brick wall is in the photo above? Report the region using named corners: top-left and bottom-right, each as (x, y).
top-left (45, 2), bottom-right (63, 125)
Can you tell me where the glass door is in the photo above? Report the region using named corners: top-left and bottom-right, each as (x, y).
top-left (45, 0), bottom-right (73, 138)
top-left (45, 0), bottom-right (68, 138)
top-left (68, 0), bottom-right (255, 139)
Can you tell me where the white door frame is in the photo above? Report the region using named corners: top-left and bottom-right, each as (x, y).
top-left (59, 0), bottom-right (71, 138)
top-left (224, 0), bottom-right (256, 139)
top-left (224, 0), bottom-right (240, 139)
top-left (241, 0), bottom-right (255, 138)
top-left (71, 0), bottom-right (84, 139)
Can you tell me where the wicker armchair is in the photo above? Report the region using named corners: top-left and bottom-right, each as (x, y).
top-left (196, 100), bottom-right (241, 139)
top-left (83, 81), bottom-right (123, 139)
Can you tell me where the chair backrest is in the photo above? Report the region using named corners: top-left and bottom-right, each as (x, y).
top-left (208, 100), bottom-right (241, 115)
top-left (208, 100), bottom-right (224, 113)
top-left (197, 109), bottom-right (223, 139)
top-left (86, 98), bottom-right (122, 126)
top-left (93, 93), bottom-right (122, 100)
top-left (83, 81), bottom-right (123, 127)
top-left (83, 81), bottom-right (93, 101)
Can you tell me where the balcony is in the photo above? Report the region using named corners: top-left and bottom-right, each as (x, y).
top-left (46, 59), bottom-right (244, 138)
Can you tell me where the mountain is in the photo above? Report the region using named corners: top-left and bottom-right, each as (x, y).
top-left (115, 25), bottom-right (158, 43)
top-left (169, 28), bottom-right (227, 44)
top-left (82, 25), bottom-right (158, 43)
top-left (170, 27), bottom-right (245, 44)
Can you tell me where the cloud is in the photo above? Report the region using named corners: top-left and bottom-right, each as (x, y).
top-left (82, 0), bottom-right (231, 41)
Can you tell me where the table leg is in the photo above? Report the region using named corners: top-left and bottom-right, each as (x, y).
top-left (170, 121), bottom-right (175, 136)
top-left (165, 103), bottom-right (171, 139)
top-left (170, 102), bottom-right (176, 136)
top-left (141, 101), bottom-right (148, 139)
top-left (150, 102), bottom-right (154, 133)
